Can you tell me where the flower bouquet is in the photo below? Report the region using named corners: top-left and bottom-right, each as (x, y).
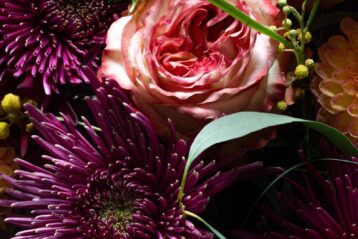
top-left (0, 0), bottom-right (357, 238)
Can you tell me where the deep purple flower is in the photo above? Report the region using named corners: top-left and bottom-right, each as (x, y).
top-left (232, 149), bottom-right (358, 239)
top-left (0, 0), bottom-right (125, 94)
top-left (0, 69), bottom-right (266, 238)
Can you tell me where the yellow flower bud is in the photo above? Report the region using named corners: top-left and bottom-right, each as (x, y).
top-left (277, 43), bottom-right (285, 53)
top-left (295, 64), bottom-right (309, 79)
top-left (0, 122), bottom-right (10, 140)
top-left (282, 19), bottom-right (292, 29)
top-left (277, 101), bottom-right (288, 111)
top-left (289, 29), bottom-right (298, 38)
top-left (304, 31), bottom-right (312, 43)
top-left (278, 0), bottom-right (287, 7)
top-left (305, 59), bottom-right (315, 69)
top-left (298, 31), bottom-right (312, 43)
top-left (282, 6), bottom-right (291, 15)
top-left (26, 122), bottom-right (34, 133)
top-left (1, 93), bottom-right (21, 114)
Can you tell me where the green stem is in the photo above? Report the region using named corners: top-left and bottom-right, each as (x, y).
top-left (306, 0), bottom-right (321, 29)
top-left (290, 6), bottom-right (302, 23)
top-left (185, 211), bottom-right (227, 239)
top-left (207, 0), bottom-right (291, 47)
top-left (129, 0), bottom-right (138, 13)
top-left (56, 117), bottom-right (102, 132)
top-left (178, 164), bottom-right (189, 204)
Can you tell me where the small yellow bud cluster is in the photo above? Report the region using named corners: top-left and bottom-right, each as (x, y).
top-left (276, 101), bottom-right (288, 111)
top-left (0, 122), bottom-right (9, 140)
top-left (0, 93), bottom-right (36, 140)
top-left (297, 29), bottom-right (312, 43)
top-left (276, 0), bottom-right (316, 106)
top-left (294, 59), bottom-right (315, 80)
top-left (294, 64), bottom-right (309, 80)
top-left (282, 19), bottom-right (292, 30)
top-left (1, 93), bottom-right (21, 114)
top-left (277, 43), bottom-right (285, 53)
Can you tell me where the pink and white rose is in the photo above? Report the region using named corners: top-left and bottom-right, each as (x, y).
top-left (101, 0), bottom-right (286, 136)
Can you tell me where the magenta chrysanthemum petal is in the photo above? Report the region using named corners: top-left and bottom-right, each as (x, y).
top-left (233, 147), bottom-right (358, 239)
top-left (0, 0), bottom-right (121, 94)
top-left (0, 69), bottom-right (265, 238)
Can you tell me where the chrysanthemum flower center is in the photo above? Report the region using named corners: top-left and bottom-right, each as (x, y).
top-left (56, 0), bottom-right (95, 18)
top-left (78, 171), bottom-right (139, 238)
top-left (98, 193), bottom-right (134, 233)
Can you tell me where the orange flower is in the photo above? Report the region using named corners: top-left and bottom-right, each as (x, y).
top-left (312, 18), bottom-right (358, 145)
top-left (0, 147), bottom-right (16, 229)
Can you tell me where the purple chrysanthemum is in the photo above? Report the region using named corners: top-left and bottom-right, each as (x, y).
top-left (233, 149), bottom-right (358, 239)
top-left (0, 0), bottom-right (125, 94)
top-left (0, 69), bottom-right (265, 238)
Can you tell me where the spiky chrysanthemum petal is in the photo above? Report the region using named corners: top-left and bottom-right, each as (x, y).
top-left (233, 147), bottom-right (358, 239)
top-left (0, 0), bottom-right (123, 94)
top-left (0, 69), bottom-right (266, 238)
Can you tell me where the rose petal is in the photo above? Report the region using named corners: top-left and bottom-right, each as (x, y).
top-left (244, 0), bottom-right (280, 26)
top-left (101, 16), bottom-right (134, 90)
top-left (245, 59), bottom-right (285, 111)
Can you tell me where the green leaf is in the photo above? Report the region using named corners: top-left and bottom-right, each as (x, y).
top-left (185, 211), bottom-right (226, 239)
top-left (178, 112), bottom-right (357, 202)
top-left (129, 0), bottom-right (138, 12)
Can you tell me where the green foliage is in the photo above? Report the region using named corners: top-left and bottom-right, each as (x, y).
top-left (178, 112), bottom-right (357, 203)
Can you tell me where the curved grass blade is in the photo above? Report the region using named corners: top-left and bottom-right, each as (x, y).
top-left (245, 158), bottom-right (358, 224)
top-left (185, 211), bottom-right (226, 239)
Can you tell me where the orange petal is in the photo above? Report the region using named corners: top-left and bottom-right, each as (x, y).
top-left (315, 64), bottom-right (333, 80)
top-left (331, 70), bottom-right (351, 82)
top-left (327, 35), bottom-right (350, 53)
top-left (0, 164), bottom-right (13, 176)
top-left (318, 45), bottom-right (334, 64)
top-left (341, 18), bottom-right (358, 37)
top-left (319, 80), bottom-right (342, 97)
top-left (0, 147), bottom-right (15, 165)
top-left (318, 95), bottom-right (339, 114)
top-left (341, 79), bottom-right (357, 96)
top-left (332, 111), bottom-right (353, 134)
top-left (330, 93), bottom-right (353, 111)
top-left (349, 118), bottom-right (358, 138)
top-left (347, 32), bottom-right (358, 55)
top-left (347, 104), bottom-right (358, 118)
top-left (326, 50), bottom-right (347, 70)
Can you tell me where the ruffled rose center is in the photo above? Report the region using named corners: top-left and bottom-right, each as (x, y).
top-left (151, 3), bottom-right (251, 80)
